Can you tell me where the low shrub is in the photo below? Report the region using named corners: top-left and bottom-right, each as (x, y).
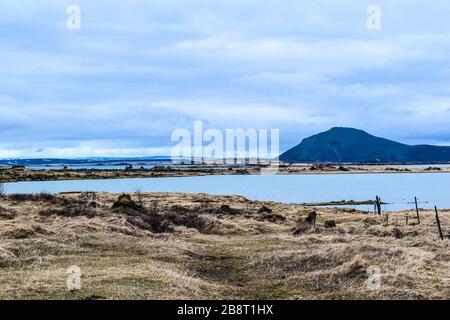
top-left (293, 211), bottom-right (317, 235)
top-left (258, 206), bottom-right (272, 214)
top-left (8, 193), bottom-right (57, 203)
top-left (40, 203), bottom-right (95, 218)
top-left (112, 194), bottom-right (141, 211)
top-left (324, 220), bottom-right (337, 228)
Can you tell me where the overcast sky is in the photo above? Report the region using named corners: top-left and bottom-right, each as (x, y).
top-left (1, 0), bottom-right (450, 158)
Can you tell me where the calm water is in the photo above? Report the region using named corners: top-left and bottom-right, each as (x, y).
top-left (3, 173), bottom-right (450, 211)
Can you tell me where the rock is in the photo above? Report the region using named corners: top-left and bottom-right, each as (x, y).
top-left (112, 194), bottom-right (139, 210)
top-left (258, 206), bottom-right (272, 214)
top-left (324, 220), bottom-right (336, 228)
top-left (293, 211), bottom-right (317, 235)
top-left (305, 211), bottom-right (317, 224)
top-left (392, 227), bottom-right (403, 239)
top-left (219, 204), bottom-right (232, 213)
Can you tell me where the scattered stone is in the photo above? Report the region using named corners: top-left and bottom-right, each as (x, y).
top-left (219, 204), bottom-right (232, 213)
top-left (392, 227), bottom-right (403, 239)
top-left (305, 211), bottom-right (317, 224)
top-left (293, 211), bottom-right (317, 235)
top-left (112, 194), bottom-right (139, 210)
top-left (258, 205), bottom-right (272, 214)
top-left (324, 220), bottom-right (336, 228)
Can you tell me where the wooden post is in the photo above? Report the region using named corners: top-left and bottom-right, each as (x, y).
top-left (414, 197), bottom-right (420, 224)
top-left (379, 197), bottom-right (382, 215)
top-left (434, 206), bottom-right (444, 241)
top-left (376, 196), bottom-right (382, 215)
top-left (375, 196), bottom-right (378, 214)
top-left (405, 214), bottom-right (409, 226)
top-left (312, 212), bottom-right (317, 232)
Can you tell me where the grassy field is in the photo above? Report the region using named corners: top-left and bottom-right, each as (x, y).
top-left (0, 192), bottom-right (448, 300)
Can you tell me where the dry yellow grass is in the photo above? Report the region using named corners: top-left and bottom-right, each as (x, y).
top-left (0, 192), bottom-right (448, 300)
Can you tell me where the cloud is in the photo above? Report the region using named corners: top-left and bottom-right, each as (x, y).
top-left (1, 0), bottom-right (450, 157)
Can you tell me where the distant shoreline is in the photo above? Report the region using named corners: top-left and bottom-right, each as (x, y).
top-left (1, 164), bottom-right (450, 183)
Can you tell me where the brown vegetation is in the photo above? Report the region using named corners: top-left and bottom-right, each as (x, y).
top-left (0, 192), bottom-right (448, 300)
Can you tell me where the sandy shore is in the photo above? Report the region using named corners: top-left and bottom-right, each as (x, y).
top-left (0, 192), bottom-right (448, 299)
top-left (1, 164), bottom-right (450, 182)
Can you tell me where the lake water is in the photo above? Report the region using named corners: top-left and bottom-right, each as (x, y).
top-left (3, 173), bottom-right (450, 211)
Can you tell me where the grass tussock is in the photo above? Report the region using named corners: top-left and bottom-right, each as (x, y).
top-left (8, 193), bottom-right (58, 203)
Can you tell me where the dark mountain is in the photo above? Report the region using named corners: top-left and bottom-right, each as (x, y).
top-left (280, 127), bottom-right (450, 163)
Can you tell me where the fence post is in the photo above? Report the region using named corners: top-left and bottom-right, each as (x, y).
top-left (434, 206), bottom-right (444, 241)
top-left (414, 197), bottom-right (420, 224)
top-left (376, 196), bottom-right (382, 215)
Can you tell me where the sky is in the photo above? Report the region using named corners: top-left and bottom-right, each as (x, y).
top-left (1, 0), bottom-right (450, 158)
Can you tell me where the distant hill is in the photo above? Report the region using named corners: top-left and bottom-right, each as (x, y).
top-left (280, 127), bottom-right (450, 163)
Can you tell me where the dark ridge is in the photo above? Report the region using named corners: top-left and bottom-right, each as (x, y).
top-left (280, 127), bottom-right (450, 163)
